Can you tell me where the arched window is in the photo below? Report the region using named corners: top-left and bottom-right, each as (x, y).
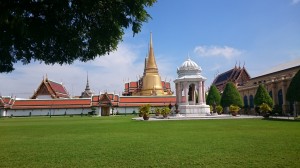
top-left (243, 96), bottom-right (248, 108)
top-left (249, 95), bottom-right (254, 108)
top-left (188, 85), bottom-right (193, 101)
top-left (188, 84), bottom-right (195, 102)
top-left (269, 91), bottom-right (272, 98)
top-left (278, 89), bottom-right (283, 108)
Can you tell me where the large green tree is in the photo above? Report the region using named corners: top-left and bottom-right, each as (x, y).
top-left (254, 84), bottom-right (273, 107)
top-left (206, 85), bottom-right (221, 105)
top-left (0, 0), bottom-right (156, 73)
top-left (220, 82), bottom-right (243, 108)
top-left (286, 69), bottom-right (300, 102)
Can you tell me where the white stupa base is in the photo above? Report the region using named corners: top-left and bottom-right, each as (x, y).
top-left (178, 104), bottom-right (211, 116)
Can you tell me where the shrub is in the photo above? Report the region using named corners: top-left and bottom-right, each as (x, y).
top-left (259, 103), bottom-right (272, 113)
top-left (229, 105), bottom-right (240, 113)
top-left (254, 84), bottom-right (273, 107)
top-left (221, 82), bottom-right (243, 108)
top-left (139, 104), bottom-right (151, 117)
top-left (206, 85), bottom-right (221, 106)
top-left (216, 105), bottom-right (223, 114)
top-left (287, 69), bottom-right (300, 102)
top-left (161, 106), bottom-right (171, 118)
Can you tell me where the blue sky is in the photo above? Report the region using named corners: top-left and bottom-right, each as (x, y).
top-left (1, 0), bottom-right (300, 98)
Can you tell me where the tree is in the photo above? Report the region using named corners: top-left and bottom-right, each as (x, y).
top-left (254, 84), bottom-right (273, 107)
top-left (286, 69), bottom-right (300, 102)
top-left (220, 82), bottom-right (243, 108)
top-left (0, 0), bottom-right (156, 73)
top-left (206, 85), bottom-right (221, 105)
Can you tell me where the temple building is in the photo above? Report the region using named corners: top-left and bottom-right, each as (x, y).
top-left (211, 58), bottom-right (300, 115)
top-left (212, 65), bottom-right (251, 92)
top-left (123, 33), bottom-right (173, 96)
top-left (80, 75), bottom-right (93, 98)
top-left (238, 59), bottom-right (300, 115)
top-left (31, 76), bottom-right (70, 99)
top-left (0, 33), bottom-right (176, 117)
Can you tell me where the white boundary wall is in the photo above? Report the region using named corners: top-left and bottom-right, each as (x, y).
top-left (2, 108), bottom-right (93, 117)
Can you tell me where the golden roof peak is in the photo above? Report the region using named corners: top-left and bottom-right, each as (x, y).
top-left (146, 32), bottom-right (158, 70)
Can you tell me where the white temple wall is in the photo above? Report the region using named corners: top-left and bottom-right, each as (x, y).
top-left (115, 107), bottom-right (139, 115)
top-left (4, 108), bottom-right (91, 117)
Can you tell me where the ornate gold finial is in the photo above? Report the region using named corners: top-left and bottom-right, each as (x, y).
top-left (146, 32), bottom-right (158, 70)
top-left (139, 32), bottom-right (164, 96)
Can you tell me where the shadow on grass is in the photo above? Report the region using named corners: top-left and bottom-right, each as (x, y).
top-left (262, 117), bottom-right (300, 122)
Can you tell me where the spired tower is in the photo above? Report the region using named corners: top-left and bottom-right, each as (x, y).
top-left (139, 33), bottom-right (165, 96)
top-left (122, 33), bottom-right (173, 96)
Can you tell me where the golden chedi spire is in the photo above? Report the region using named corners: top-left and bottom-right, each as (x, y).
top-left (140, 33), bottom-right (164, 96)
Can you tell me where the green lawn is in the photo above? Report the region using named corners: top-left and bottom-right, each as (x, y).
top-left (0, 116), bottom-right (299, 168)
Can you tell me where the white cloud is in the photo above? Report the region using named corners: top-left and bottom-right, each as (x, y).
top-left (0, 42), bottom-right (176, 98)
top-left (194, 45), bottom-right (242, 59)
top-left (292, 0), bottom-right (300, 4)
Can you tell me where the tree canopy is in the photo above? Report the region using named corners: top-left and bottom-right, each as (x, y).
top-left (254, 84), bottom-right (273, 107)
top-left (0, 0), bottom-right (156, 73)
top-left (206, 85), bottom-right (221, 106)
top-left (220, 82), bottom-right (243, 108)
top-left (286, 69), bottom-right (300, 102)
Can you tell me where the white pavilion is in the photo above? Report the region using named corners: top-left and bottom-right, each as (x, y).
top-left (174, 58), bottom-right (210, 115)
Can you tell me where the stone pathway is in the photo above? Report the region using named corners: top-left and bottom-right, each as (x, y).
top-left (132, 114), bottom-right (263, 121)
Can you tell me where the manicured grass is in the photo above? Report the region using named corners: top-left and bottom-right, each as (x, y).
top-left (1, 116), bottom-right (299, 168)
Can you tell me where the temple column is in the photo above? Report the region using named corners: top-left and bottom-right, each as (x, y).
top-left (98, 107), bottom-right (102, 116)
top-left (193, 85), bottom-right (196, 105)
top-left (198, 81), bottom-right (203, 104)
top-left (281, 77), bottom-right (287, 114)
top-left (175, 83), bottom-right (179, 103)
top-left (271, 80), bottom-right (276, 106)
top-left (202, 81), bottom-right (206, 104)
top-left (184, 82), bottom-right (189, 105)
top-left (178, 83), bottom-right (182, 104)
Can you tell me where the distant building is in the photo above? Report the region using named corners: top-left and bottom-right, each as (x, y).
top-left (80, 74), bottom-right (93, 98)
top-left (212, 65), bottom-right (251, 92)
top-left (238, 59), bottom-right (300, 114)
top-left (31, 76), bottom-right (69, 99)
top-left (122, 33), bottom-right (173, 96)
top-left (0, 33), bottom-right (176, 117)
top-left (212, 58), bottom-right (300, 115)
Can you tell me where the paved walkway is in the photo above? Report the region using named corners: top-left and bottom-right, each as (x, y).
top-left (132, 114), bottom-right (264, 121)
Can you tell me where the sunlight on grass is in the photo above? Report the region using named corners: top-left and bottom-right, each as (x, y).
top-left (1, 116), bottom-right (299, 167)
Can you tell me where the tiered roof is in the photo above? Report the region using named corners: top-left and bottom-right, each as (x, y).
top-left (212, 66), bottom-right (251, 92)
top-left (31, 76), bottom-right (69, 99)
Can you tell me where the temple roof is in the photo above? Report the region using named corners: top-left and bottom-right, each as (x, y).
top-left (254, 58), bottom-right (300, 78)
top-left (31, 76), bottom-right (69, 99)
top-left (145, 32), bottom-right (158, 71)
top-left (80, 74), bottom-right (93, 98)
top-left (213, 66), bottom-right (250, 85)
top-left (175, 58), bottom-right (206, 81)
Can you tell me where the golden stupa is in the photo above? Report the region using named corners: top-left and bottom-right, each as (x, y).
top-left (138, 33), bottom-right (165, 96)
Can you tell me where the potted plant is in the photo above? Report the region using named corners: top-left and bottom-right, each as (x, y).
top-left (259, 103), bottom-right (272, 118)
top-left (161, 106), bottom-right (171, 118)
top-left (216, 105), bottom-right (223, 115)
top-left (154, 107), bottom-right (161, 116)
top-left (139, 104), bottom-right (151, 120)
top-left (229, 105), bottom-right (240, 116)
